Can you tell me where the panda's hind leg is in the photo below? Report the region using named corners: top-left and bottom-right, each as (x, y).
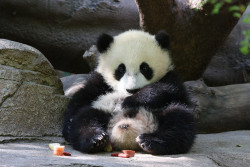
top-left (68, 107), bottom-right (111, 153)
top-left (136, 105), bottom-right (196, 155)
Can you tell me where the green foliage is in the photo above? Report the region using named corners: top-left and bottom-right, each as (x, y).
top-left (240, 30), bottom-right (250, 55)
top-left (209, 0), bottom-right (250, 55)
top-left (225, 0), bottom-right (232, 3)
top-left (210, 0), bottom-right (243, 16)
top-left (228, 5), bottom-right (240, 12)
top-left (233, 12), bottom-right (241, 18)
top-left (212, 2), bottom-right (224, 14)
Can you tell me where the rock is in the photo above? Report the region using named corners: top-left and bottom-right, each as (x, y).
top-left (202, 7), bottom-right (250, 86)
top-left (0, 0), bottom-right (139, 74)
top-left (60, 74), bottom-right (89, 96)
top-left (0, 131), bottom-right (250, 167)
top-left (82, 45), bottom-right (100, 71)
top-left (0, 39), bottom-right (70, 136)
top-left (245, 59), bottom-right (250, 72)
top-left (185, 80), bottom-right (250, 133)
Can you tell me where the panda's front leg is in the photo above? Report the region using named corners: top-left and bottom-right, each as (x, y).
top-left (69, 107), bottom-right (111, 153)
top-left (136, 106), bottom-right (196, 155)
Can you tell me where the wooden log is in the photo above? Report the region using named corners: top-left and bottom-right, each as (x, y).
top-left (185, 80), bottom-right (250, 133)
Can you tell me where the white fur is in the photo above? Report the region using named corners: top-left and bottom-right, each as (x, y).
top-left (91, 91), bottom-right (130, 114)
top-left (119, 73), bottom-right (150, 91)
top-left (96, 30), bottom-right (174, 93)
top-left (107, 108), bottom-right (158, 150)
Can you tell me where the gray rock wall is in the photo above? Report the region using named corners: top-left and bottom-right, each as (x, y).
top-left (0, 0), bottom-right (139, 74)
top-left (0, 39), bottom-right (69, 136)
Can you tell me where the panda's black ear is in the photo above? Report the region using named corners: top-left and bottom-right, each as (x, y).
top-left (155, 31), bottom-right (170, 50)
top-left (97, 33), bottom-right (114, 53)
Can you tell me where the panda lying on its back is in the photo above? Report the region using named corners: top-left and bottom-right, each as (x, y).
top-left (62, 30), bottom-right (196, 155)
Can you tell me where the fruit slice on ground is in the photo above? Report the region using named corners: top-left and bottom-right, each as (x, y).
top-left (122, 150), bottom-right (135, 157)
top-left (49, 143), bottom-right (60, 150)
top-left (118, 153), bottom-right (130, 158)
top-left (62, 152), bottom-right (71, 156)
top-left (53, 145), bottom-right (65, 156)
top-left (111, 153), bottom-right (119, 157)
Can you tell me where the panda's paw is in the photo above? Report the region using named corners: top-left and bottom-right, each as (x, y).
top-left (89, 132), bottom-right (109, 152)
top-left (122, 96), bottom-right (137, 109)
top-left (136, 134), bottom-right (153, 153)
top-left (136, 134), bottom-right (162, 154)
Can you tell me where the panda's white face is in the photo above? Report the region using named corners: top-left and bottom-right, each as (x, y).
top-left (96, 30), bottom-right (173, 94)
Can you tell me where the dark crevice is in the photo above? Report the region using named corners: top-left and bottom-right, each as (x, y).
top-left (0, 136), bottom-right (64, 144)
top-left (207, 156), bottom-right (222, 167)
top-left (0, 81), bottom-right (22, 107)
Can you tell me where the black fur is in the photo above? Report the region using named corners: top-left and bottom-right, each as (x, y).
top-left (140, 62), bottom-right (153, 80)
top-left (122, 71), bottom-right (196, 155)
top-left (126, 88), bottom-right (140, 94)
top-left (69, 107), bottom-right (111, 153)
top-left (114, 63), bottom-right (126, 81)
top-left (97, 33), bottom-right (114, 53)
top-left (137, 104), bottom-right (196, 155)
top-left (62, 72), bottom-right (112, 143)
top-left (155, 31), bottom-right (170, 50)
top-left (122, 71), bottom-right (190, 110)
top-left (63, 70), bottom-right (196, 155)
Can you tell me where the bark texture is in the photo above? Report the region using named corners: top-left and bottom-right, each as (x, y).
top-left (185, 80), bottom-right (250, 133)
top-left (135, 0), bottom-right (250, 81)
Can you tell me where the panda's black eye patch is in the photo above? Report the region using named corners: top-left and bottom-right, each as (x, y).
top-left (140, 62), bottom-right (153, 80)
top-left (115, 63), bottom-right (126, 81)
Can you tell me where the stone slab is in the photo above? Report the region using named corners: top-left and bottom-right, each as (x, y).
top-left (0, 131), bottom-right (249, 167)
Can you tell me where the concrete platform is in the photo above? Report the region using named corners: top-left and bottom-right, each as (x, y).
top-left (0, 131), bottom-right (250, 167)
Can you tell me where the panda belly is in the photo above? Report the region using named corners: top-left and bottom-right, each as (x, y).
top-left (108, 108), bottom-right (158, 150)
top-left (91, 92), bottom-right (158, 150)
top-left (91, 91), bottom-right (129, 115)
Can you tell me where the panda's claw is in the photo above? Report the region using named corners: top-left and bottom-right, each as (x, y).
top-left (89, 132), bottom-right (109, 152)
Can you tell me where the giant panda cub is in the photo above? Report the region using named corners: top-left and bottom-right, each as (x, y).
top-left (62, 30), bottom-right (196, 155)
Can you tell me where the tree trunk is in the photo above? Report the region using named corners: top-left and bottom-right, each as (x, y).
top-left (135, 0), bottom-right (250, 81)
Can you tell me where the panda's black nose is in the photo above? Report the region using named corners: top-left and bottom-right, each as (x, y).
top-left (126, 89), bottom-right (139, 94)
top-left (120, 124), bottom-right (129, 129)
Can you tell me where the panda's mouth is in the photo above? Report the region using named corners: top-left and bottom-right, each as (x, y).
top-left (126, 88), bottom-right (140, 94)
